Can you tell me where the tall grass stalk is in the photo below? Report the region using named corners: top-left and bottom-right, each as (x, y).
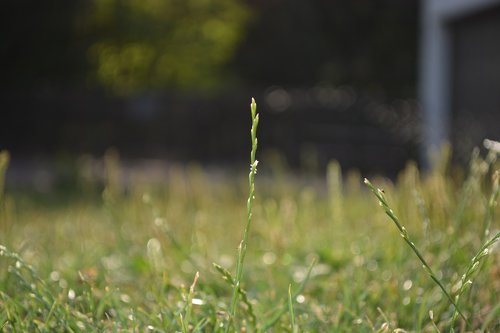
top-left (227, 98), bottom-right (259, 330)
top-left (449, 231), bottom-right (500, 332)
top-left (449, 169), bottom-right (500, 331)
top-left (364, 178), bottom-right (468, 324)
top-left (183, 271), bottom-right (200, 332)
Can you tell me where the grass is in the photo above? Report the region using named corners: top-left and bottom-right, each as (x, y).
top-left (0, 102), bottom-right (499, 332)
top-left (226, 97), bottom-right (259, 331)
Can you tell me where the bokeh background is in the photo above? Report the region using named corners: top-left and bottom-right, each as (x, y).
top-left (1, 0), bottom-right (498, 186)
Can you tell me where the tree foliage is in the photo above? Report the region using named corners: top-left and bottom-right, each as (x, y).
top-left (82, 0), bottom-right (251, 94)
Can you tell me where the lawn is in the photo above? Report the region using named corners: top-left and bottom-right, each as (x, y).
top-left (0, 101), bottom-right (499, 332)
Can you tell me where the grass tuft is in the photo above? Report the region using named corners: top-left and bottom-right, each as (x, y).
top-left (0, 110), bottom-right (499, 332)
top-left (364, 177), bottom-right (468, 324)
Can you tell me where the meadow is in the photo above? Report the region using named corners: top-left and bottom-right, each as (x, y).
top-left (0, 101), bottom-right (499, 332)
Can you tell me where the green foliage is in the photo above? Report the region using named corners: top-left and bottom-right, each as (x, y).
top-left (364, 178), bottom-right (467, 324)
top-left (83, 0), bottom-right (251, 94)
top-left (0, 115), bottom-right (499, 332)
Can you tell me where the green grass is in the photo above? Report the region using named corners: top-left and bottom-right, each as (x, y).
top-left (0, 103), bottom-right (499, 332)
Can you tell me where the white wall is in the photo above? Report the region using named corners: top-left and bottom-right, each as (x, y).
top-left (419, 0), bottom-right (500, 166)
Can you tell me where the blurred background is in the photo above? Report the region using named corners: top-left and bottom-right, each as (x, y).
top-left (1, 0), bottom-right (499, 187)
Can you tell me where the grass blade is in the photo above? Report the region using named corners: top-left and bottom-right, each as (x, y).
top-left (262, 258), bottom-right (316, 330)
top-left (288, 284), bottom-right (298, 333)
top-left (227, 98), bottom-right (259, 331)
top-left (364, 178), bottom-right (469, 325)
top-left (450, 231), bottom-right (500, 332)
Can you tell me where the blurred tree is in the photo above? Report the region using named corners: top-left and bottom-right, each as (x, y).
top-left (81, 0), bottom-right (251, 94)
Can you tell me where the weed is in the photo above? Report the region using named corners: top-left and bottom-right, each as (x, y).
top-left (226, 98), bottom-right (259, 331)
top-left (364, 141), bottom-right (500, 332)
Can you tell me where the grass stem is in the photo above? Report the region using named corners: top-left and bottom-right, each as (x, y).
top-left (364, 178), bottom-right (469, 324)
top-left (227, 98), bottom-right (259, 331)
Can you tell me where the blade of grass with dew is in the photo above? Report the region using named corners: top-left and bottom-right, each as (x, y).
top-left (363, 178), bottom-right (469, 325)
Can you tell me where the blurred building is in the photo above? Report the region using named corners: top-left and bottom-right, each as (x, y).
top-left (420, 0), bottom-right (500, 164)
